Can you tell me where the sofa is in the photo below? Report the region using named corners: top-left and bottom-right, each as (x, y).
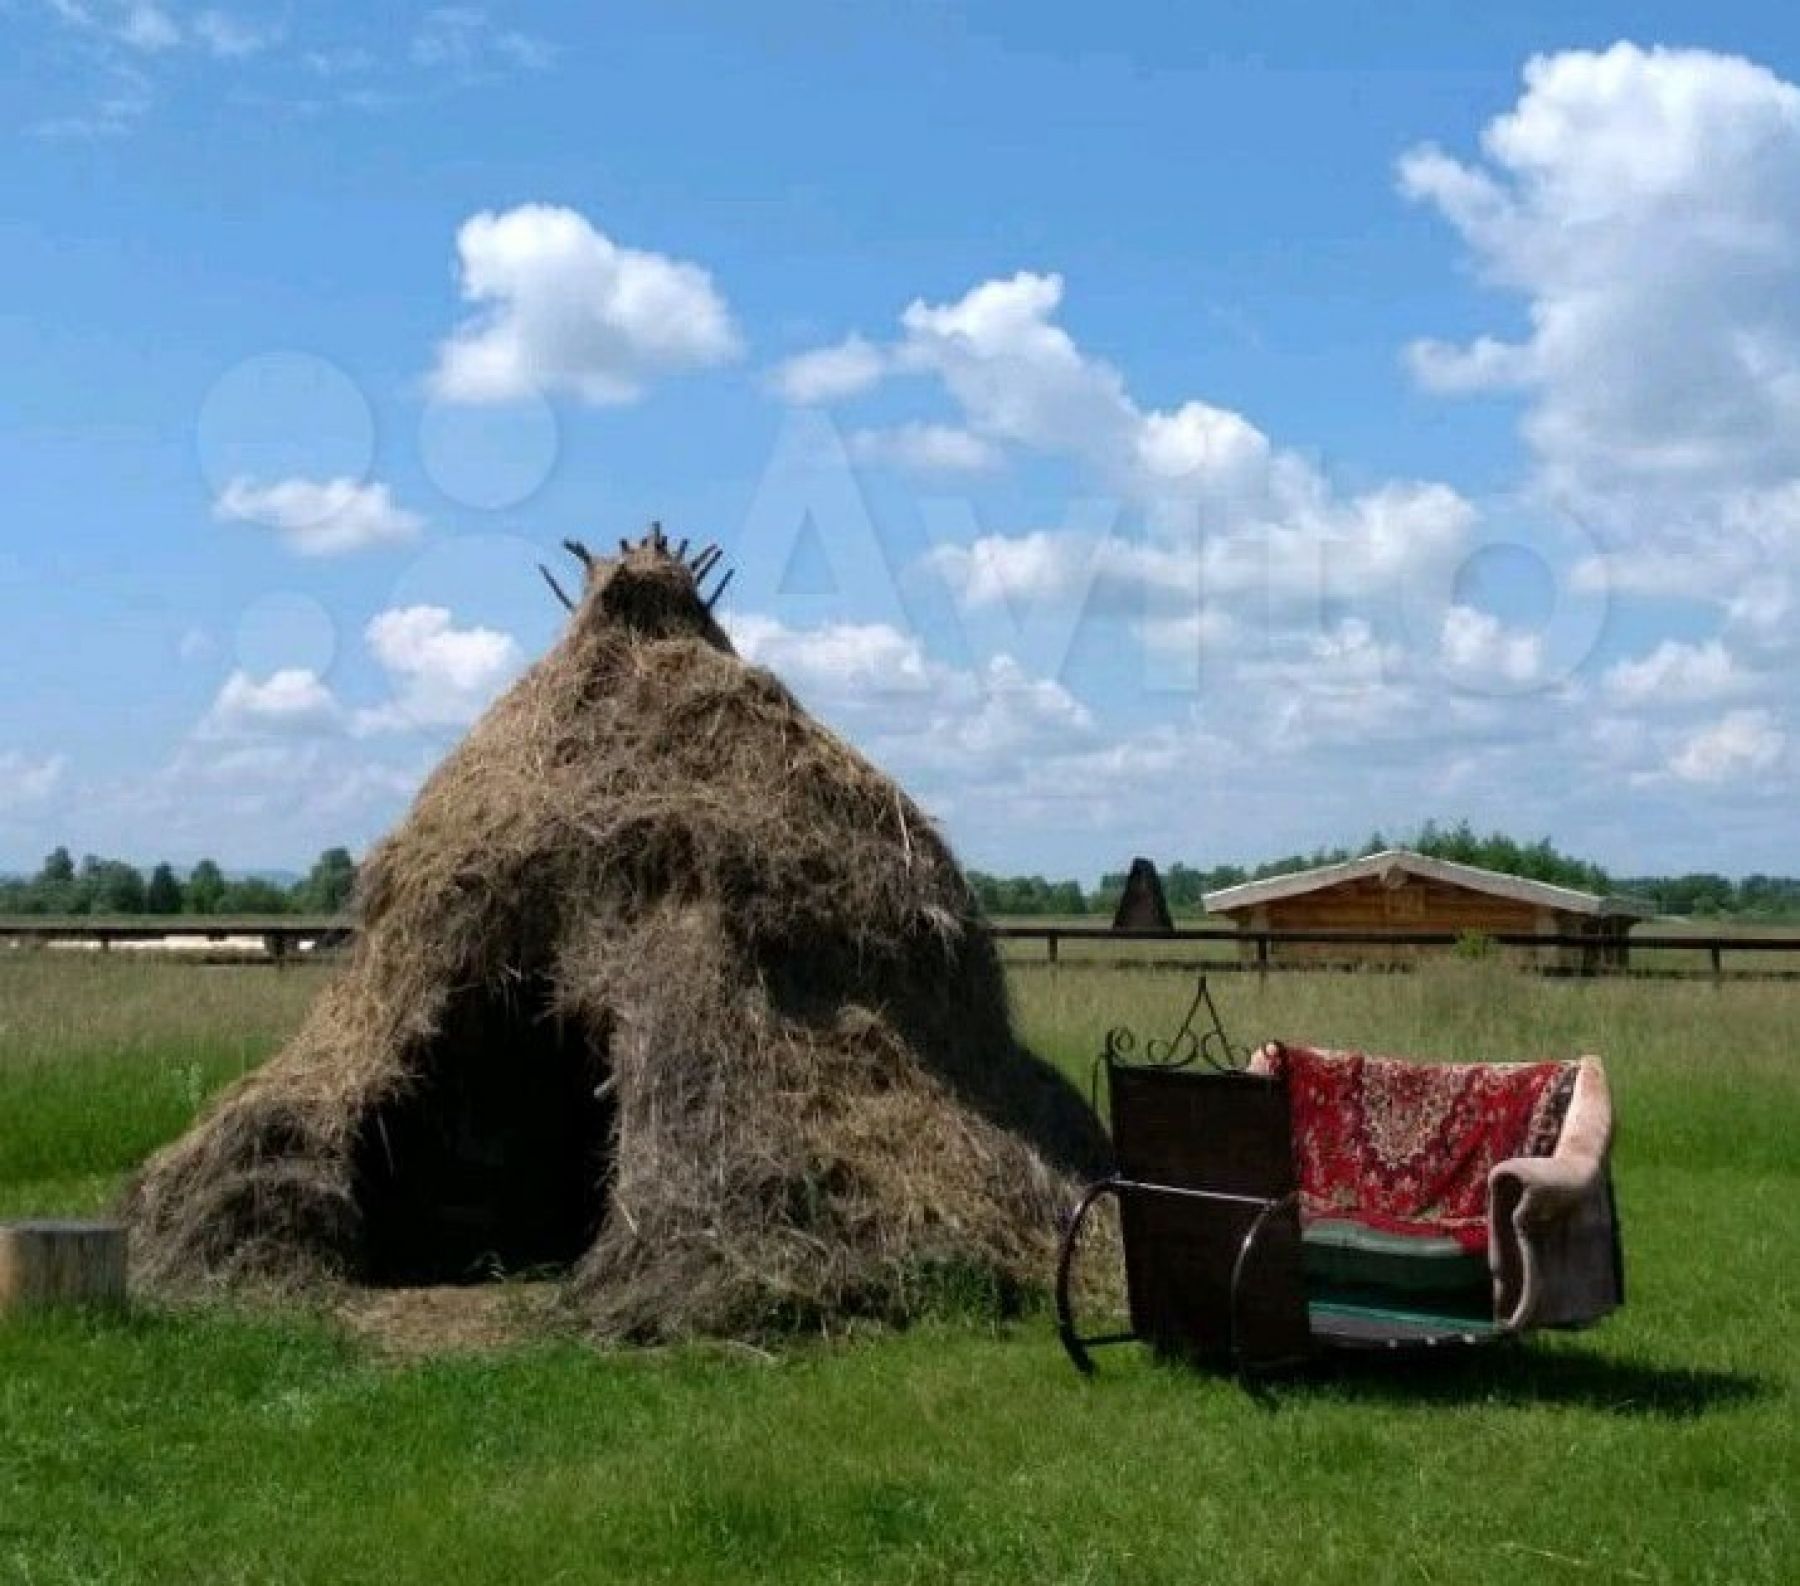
top-left (1248, 1042), bottom-right (1623, 1334)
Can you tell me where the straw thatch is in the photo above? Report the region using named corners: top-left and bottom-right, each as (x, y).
top-left (125, 530), bottom-right (1106, 1340)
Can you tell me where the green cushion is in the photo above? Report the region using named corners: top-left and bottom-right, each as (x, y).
top-left (1301, 1219), bottom-right (1490, 1304)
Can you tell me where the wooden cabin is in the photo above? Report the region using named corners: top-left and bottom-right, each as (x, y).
top-left (1203, 850), bottom-right (1653, 971)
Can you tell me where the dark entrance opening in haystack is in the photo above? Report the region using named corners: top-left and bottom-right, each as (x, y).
top-left (352, 979), bottom-right (613, 1285)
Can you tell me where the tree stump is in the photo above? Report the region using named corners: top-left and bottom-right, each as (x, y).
top-left (0, 1220), bottom-right (128, 1312)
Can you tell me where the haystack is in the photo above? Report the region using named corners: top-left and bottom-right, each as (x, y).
top-left (1111, 857), bottom-right (1173, 931)
top-left (127, 530), bottom-right (1106, 1340)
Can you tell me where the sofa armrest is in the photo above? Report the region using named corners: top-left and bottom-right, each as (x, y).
top-left (1489, 1057), bottom-right (1622, 1331)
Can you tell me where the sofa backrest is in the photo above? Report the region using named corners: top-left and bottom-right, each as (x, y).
top-left (1251, 1043), bottom-right (1578, 1250)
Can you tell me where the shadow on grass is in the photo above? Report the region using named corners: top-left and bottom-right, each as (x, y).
top-left (1264, 1342), bottom-right (1766, 1419)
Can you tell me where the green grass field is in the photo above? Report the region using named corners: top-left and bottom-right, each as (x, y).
top-left (1, 955), bottom-right (1795, 1584)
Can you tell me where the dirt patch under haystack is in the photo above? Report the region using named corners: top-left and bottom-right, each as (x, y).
top-left (125, 530), bottom-right (1107, 1343)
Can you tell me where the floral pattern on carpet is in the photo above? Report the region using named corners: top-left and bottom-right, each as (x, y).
top-left (1263, 1044), bottom-right (1577, 1251)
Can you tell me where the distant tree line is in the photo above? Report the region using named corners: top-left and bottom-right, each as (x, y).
top-left (0, 847), bottom-right (358, 917)
top-left (1614, 872), bottom-right (1800, 919)
top-left (982, 821), bottom-right (1800, 921)
top-left (7, 825), bottom-right (1797, 922)
top-left (967, 873), bottom-right (1091, 917)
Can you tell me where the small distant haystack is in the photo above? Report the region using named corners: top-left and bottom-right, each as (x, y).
top-left (1111, 857), bottom-right (1173, 931)
top-left (126, 530), bottom-right (1106, 1341)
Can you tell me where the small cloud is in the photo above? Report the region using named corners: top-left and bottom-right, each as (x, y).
top-left (214, 476), bottom-right (425, 556)
top-left (1602, 639), bottom-right (1750, 707)
top-left (769, 335), bottom-right (886, 405)
top-left (1668, 708), bottom-right (1785, 784)
top-left (430, 205), bottom-right (740, 405)
top-left (45, 3), bottom-right (184, 55)
top-left (727, 614), bottom-right (933, 699)
top-left (725, 612), bottom-right (1095, 776)
top-left (923, 531), bottom-right (1091, 608)
top-left (116, 4), bottom-right (181, 53)
top-left (197, 669), bottom-right (343, 741)
top-left (1404, 335), bottom-right (1533, 393)
top-left (354, 605), bottom-right (525, 734)
top-left (849, 422), bottom-right (1000, 475)
top-left (1439, 604), bottom-right (1542, 686)
top-left (922, 531), bottom-right (1196, 612)
top-left (411, 8), bottom-right (557, 76)
top-left (0, 752), bottom-right (69, 815)
top-left (190, 11), bottom-right (282, 60)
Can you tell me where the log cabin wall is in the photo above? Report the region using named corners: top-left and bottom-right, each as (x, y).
top-left (1229, 875), bottom-right (1571, 967)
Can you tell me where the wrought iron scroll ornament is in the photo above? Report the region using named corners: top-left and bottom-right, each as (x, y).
top-left (1092, 975), bottom-right (1250, 1111)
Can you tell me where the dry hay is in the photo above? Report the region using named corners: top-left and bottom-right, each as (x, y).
top-left (125, 531), bottom-right (1107, 1341)
top-left (334, 1283), bottom-right (574, 1360)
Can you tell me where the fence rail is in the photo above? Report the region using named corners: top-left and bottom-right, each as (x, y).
top-left (2, 918), bottom-right (1797, 979)
top-left (989, 923), bottom-right (1800, 979)
top-left (0, 919), bottom-right (348, 964)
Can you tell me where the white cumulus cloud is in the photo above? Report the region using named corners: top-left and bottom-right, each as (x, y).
top-left (924, 482), bottom-right (1469, 619)
top-left (925, 531), bottom-right (1188, 610)
top-left (790, 270), bottom-right (1473, 615)
top-left (1439, 604), bottom-right (1543, 686)
top-left (1667, 708), bottom-right (1786, 784)
top-left (1403, 43), bottom-right (1800, 615)
top-left (214, 476), bottom-right (424, 557)
top-left (197, 669), bottom-right (343, 740)
top-left (725, 612), bottom-right (1094, 778)
top-left (356, 606), bottom-right (525, 733)
top-left (1249, 619), bottom-right (1423, 751)
top-left (1602, 639), bottom-right (1750, 707)
top-left (770, 334), bottom-right (886, 404)
top-left (430, 205), bottom-right (741, 405)
top-left (727, 614), bottom-right (933, 699)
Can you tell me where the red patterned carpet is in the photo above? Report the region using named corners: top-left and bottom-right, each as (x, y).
top-left (1262, 1045), bottom-right (1576, 1250)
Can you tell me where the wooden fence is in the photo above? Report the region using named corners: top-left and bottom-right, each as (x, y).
top-left (0, 919), bottom-right (348, 965)
top-left (989, 923), bottom-right (1800, 980)
top-left (2, 918), bottom-right (1797, 980)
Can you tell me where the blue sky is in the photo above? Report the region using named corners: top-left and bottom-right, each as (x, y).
top-left (1, 3), bottom-right (1796, 880)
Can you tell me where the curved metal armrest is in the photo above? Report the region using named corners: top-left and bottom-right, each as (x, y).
top-left (1060, 1178), bottom-right (1304, 1377)
top-left (1056, 1180), bottom-right (1130, 1375)
top-left (1227, 1190), bottom-right (1304, 1377)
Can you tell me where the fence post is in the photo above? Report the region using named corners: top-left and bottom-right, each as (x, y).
top-left (1255, 935), bottom-right (1270, 980)
top-left (1710, 943), bottom-right (1723, 986)
top-left (1047, 931), bottom-right (1060, 967)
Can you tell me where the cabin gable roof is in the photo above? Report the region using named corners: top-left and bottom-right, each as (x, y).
top-left (1201, 849), bottom-right (1655, 922)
